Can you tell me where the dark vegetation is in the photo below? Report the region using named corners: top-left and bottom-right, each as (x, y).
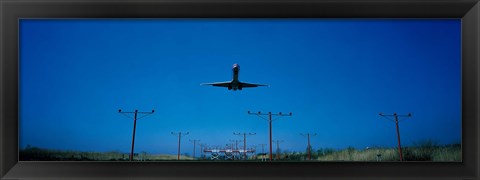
top-left (20, 141), bottom-right (461, 161)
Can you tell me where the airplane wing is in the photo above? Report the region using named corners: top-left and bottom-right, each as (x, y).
top-left (200, 81), bottom-right (232, 87)
top-left (240, 82), bottom-right (269, 88)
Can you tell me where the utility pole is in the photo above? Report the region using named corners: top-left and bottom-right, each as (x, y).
top-left (259, 143), bottom-right (267, 161)
top-left (171, 132), bottom-right (189, 160)
top-left (379, 112), bottom-right (412, 161)
top-left (233, 132), bottom-right (256, 160)
top-left (300, 133), bottom-right (317, 160)
top-left (272, 140), bottom-right (284, 160)
top-left (118, 109), bottom-right (155, 161)
top-left (189, 139), bottom-right (200, 160)
top-left (248, 111), bottom-right (292, 161)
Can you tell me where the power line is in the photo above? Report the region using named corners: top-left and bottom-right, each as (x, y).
top-left (248, 111), bottom-right (292, 161)
top-left (379, 112), bottom-right (412, 161)
top-left (118, 109), bottom-right (154, 161)
top-left (233, 132), bottom-right (256, 160)
top-left (300, 133), bottom-right (317, 161)
top-left (171, 132), bottom-right (189, 160)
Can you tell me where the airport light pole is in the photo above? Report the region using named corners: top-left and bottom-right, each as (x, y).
top-left (249, 145), bottom-right (257, 160)
top-left (272, 140), bottom-right (284, 160)
top-left (118, 109), bottom-right (155, 161)
top-left (172, 132), bottom-right (189, 160)
top-left (189, 139), bottom-right (200, 160)
top-left (300, 133), bottom-right (317, 160)
top-left (226, 143), bottom-right (234, 150)
top-left (234, 132), bottom-right (256, 160)
top-left (248, 111), bottom-right (292, 161)
top-left (199, 143), bottom-right (206, 160)
top-left (259, 143), bottom-right (267, 161)
top-left (229, 139), bottom-right (243, 160)
top-left (379, 112), bottom-right (411, 161)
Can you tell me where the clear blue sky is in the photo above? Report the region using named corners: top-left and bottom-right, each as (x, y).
top-left (19, 19), bottom-right (461, 155)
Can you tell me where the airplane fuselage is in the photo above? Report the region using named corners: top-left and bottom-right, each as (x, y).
top-left (230, 64), bottom-right (241, 90)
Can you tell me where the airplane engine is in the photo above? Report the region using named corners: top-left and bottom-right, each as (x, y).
top-left (238, 86), bottom-right (243, 90)
top-left (228, 86), bottom-right (232, 90)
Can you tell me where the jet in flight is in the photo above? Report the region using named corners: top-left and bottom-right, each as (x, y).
top-left (201, 63), bottom-right (268, 90)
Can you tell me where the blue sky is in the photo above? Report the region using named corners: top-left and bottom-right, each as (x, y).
top-left (19, 19), bottom-right (461, 155)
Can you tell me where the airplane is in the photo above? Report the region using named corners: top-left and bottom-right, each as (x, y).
top-left (201, 63), bottom-right (268, 91)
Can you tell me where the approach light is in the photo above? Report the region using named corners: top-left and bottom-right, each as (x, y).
top-left (408, 113), bottom-right (412, 117)
top-left (279, 112), bottom-right (282, 115)
top-left (248, 111), bottom-right (250, 114)
top-left (118, 109), bottom-right (122, 112)
top-left (152, 109), bottom-right (155, 113)
top-left (289, 112), bottom-right (292, 116)
top-left (258, 111), bottom-right (261, 115)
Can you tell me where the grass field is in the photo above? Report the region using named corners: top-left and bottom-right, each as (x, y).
top-left (19, 146), bottom-right (191, 161)
top-left (20, 142), bottom-right (461, 162)
top-left (312, 145), bottom-right (461, 161)
top-left (280, 142), bottom-right (461, 162)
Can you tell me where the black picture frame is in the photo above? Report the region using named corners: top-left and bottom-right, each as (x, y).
top-left (1, 0), bottom-right (479, 179)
